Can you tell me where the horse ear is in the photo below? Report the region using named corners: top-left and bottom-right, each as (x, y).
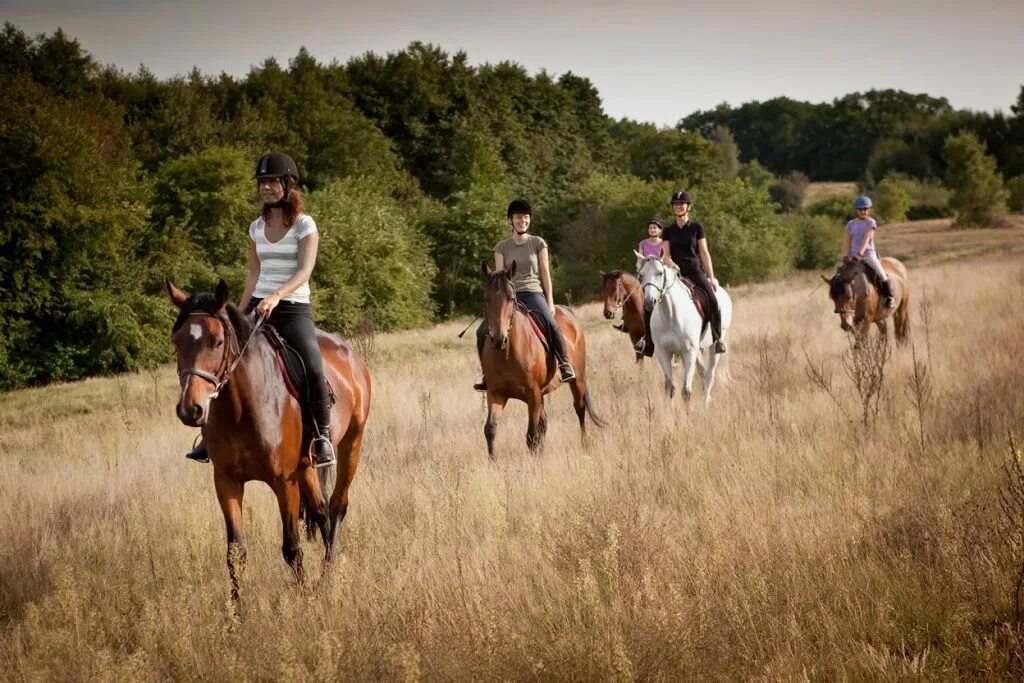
top-left (506, 260), bottom-right (517, 279)
top-left (166, 279), bottom-right (189, 309)
top-left (214, 279), bottom-right (229, 310)
top-left (482, 261), bottom-right (492, 278)
top-left (599, 270), bottom-right (606, 277)
top-left (633, 249), bottom-right (644, 260)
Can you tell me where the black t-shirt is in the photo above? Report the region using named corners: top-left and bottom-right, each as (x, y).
top-left (662, 220), bottom-right (706, 270)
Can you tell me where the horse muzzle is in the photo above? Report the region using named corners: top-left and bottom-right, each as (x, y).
top-left (177, 399), bottom-right (208, 427)
top-left (603, 308), bottom-right (614, 320)
top-left (489, 333), bottom-right (508, 350)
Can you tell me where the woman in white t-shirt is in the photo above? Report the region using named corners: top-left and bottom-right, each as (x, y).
top-left (186, 152), bottom-right (335, 467)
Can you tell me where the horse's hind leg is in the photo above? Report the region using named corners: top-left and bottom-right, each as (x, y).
top-left (214, 468), bottom-right (247, 608)
top-left (703, 350), bottom-right (721, 409)
top-left (326, 424), bottom-right (365, 563)
top-left (570, 377), bottom-right (588, 434)
top-left (299, 466), bottom-right (330, 546)
top-left (895, 299), bottom-right (910, 345)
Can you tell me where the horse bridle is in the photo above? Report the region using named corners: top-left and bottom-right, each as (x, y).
top-left (641, 264), bottom-right (677, 307)
top-left (611, 276), bottom-right (641, 312)
top-left (177, 311), bottom-right (264, 399)
top-left (489, 290), bottom-right (516, 351)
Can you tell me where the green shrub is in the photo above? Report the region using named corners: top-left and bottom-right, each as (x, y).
top-left (783, 214), bottom-right (842, 269)
top-left (943, 130), bottom-right (1008, 227)
top-left (307, 178), bottom-right (437, 333)
top-left (1007, 175), bottom-right (1024, 213)
top-left (768, 171), bottom-right (809, 213)
top-left (807, 195), bottom-right (855, 222)
top-left (874, 176), bottom-right (912, 223)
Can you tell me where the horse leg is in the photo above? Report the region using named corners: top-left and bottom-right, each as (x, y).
top-left (681, 347), bottom-right (699, 403)
top-left (484, 394), bottom-right (507, 459)
top-left (895, 298), bottom-right (910, 345)
top-left (214, 468), bottom-right (247, 608)
top-left (656, 349), bottom-right (675, 399)
top-left (570, 377), bottom-right (588, 434)
top-left (326, 424), bottom-right (364, 563)
top-left (299, 466), bottom-right (329, 547)
top-left (703, 349), bottom-right (721, 409)
top-left (274, 478), bottom-right (304, 583)
top-left (526, 391), bottom-right (545, 452)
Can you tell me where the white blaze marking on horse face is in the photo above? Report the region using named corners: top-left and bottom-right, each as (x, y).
top-left (190, 323), bottom-right (202, 341)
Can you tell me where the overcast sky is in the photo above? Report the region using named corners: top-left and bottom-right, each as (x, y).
top-left (4, 0), bottom-right (1021, 126)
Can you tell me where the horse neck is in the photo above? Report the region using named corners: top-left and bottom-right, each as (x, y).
top-left (621, 273), bottom-right (644, 316)
top-left (212, 334), bottom-right (288, 428)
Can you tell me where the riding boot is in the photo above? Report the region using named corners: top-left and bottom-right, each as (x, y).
top-left (880, 279), bottom-right (896, 308)
top-left (712, 312), bottom-right (727, 355)
top-left (548, 325), bottom-right (576, 382)
top-left (309, 398), bottom-right (336, 468)
top-left (185, 438), bottom-right (210, 463)
top-left (636, 309), bottom-right (653, 354)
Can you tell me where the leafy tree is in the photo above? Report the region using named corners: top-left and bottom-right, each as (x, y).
top-left (713, 125), bottom-right (740, 180)
top-left (307, 179), bottom-right (437, 332)
top-left (943, 130), bottom-right (1008, 227)
top-left (1007, 175), bottom-right (1024, 213)
top-left (874, 175), bottom-right (912, 223)
top-left (783, 214), bottom-right (842, 269)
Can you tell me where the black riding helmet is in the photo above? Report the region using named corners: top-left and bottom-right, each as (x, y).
top-left (255, 152), bottom-right (299, 181)
top-left (669, 190), bottom-right (693, 205)
top-left (506, 198), bottom-right (532, 217)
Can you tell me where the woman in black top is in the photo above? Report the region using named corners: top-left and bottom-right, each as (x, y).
top-left (659, 190), bottom-right (726, 354)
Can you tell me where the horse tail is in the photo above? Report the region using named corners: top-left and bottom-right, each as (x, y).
top-left (584, 388), bottom-right (608, 428)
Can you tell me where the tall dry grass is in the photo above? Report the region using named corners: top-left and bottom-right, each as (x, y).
top-left (2, 246), bottom-right (1024, 679)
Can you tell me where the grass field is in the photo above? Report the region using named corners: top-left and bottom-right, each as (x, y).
top-left (2, 220), bottom-right (1024, 679)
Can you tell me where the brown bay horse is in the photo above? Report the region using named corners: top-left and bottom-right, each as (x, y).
top-left (167, 279), bottom-right (371, 604)
top-left (600, 269), bottom-right (647, 362)
top-left (823, 257), bottom-right (910, 345)
top-left (481, 262), bottom-right (605, 457)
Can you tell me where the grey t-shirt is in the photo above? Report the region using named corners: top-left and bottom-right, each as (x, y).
top-left (495, 234), bottom-right (548, 293)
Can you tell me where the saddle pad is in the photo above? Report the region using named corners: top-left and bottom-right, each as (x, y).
top-left (679, 276), bottom-right (707, 322)
top-left (515, 302), bottom-right (550, 353)
top-left (261, 326), bottom-right (335, 404)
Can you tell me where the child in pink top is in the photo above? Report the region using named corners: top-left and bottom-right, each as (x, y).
top-left (636, 218), bottom-right (664, 269)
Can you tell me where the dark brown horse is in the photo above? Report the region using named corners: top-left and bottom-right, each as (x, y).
top-left (167, 280), bottom-right (371, 604)
top-left (600, 269), bottom-right (646, 362)
top-left (823, 257), bottom-right (911, 344)
top-left (481, 262), bottom-right (604, 457)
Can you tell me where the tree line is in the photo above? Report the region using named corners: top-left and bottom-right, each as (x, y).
top-left (1, 24), bottom-right (1021, 389)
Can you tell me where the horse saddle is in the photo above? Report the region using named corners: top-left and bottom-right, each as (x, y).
top-left (515, 302), bottom-right (551, 353)
top-left (679, 276), bottom-right (709, 325)
top-left (261, 325), bottom-right (336, 406)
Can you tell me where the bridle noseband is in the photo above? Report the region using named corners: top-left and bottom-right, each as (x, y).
top-left (641, 264), bottom-right (676, 307)
top-left (177, 311), bottom-right (264, 399)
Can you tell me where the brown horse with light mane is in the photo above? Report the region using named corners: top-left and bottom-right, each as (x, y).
top-left (823, 257), bottom-right (910, 344)
top-left (167, 279), bottom-right (371, 604)
top-left (481, 262), bottom-right (605, 457)
top-left (600, 269), bottom-right (647, 362)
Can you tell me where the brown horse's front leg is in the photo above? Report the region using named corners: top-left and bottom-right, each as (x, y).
top-left (214, 468), bottom-right (247, 608)
top-left (485, 394), bottom-right (507, 459)
top-left (274, 478), bottom-right (304, 583)
top-left (525, 391), bottom-right (545, 452)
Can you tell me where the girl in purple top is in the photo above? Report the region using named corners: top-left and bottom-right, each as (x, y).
top-left (846, 195), bottom-right (895, 308)
top-left (636, 218), bottom-right (664, 268)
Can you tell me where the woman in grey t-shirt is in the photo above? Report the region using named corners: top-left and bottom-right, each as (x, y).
top-left (474, 199), bottom-right (576, 391)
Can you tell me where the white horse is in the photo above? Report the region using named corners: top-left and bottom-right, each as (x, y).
top-left (635, 253), bottom-right (733, 407)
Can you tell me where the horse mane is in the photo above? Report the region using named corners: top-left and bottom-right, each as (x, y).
top-left (829, 260), bottom-right (864, 300)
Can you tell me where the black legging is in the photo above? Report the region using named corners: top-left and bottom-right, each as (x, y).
top-left (246, 298), bottom-right (329, 406)
top-left (678, 267), bottom-right (723, 343)
top-left (476, 290), bottom-right (570, 365)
